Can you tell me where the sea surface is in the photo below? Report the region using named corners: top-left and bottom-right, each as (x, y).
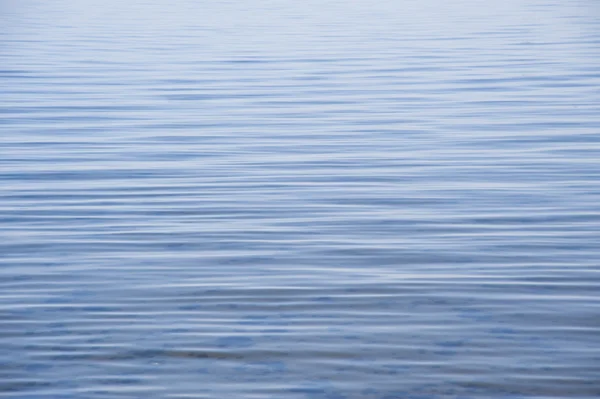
top-left (1, 0), bottom-right (599, 398)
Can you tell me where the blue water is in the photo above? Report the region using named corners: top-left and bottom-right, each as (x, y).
top-left (1, 0), bottom-right (600, 398)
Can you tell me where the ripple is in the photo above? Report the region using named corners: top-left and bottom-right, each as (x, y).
top-left (1, 0), bottom-right (600, 398)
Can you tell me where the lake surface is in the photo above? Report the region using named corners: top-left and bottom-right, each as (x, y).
top-left (1, 0), bottom-right (600, 398)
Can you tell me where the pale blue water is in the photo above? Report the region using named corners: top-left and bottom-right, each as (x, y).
top-left (1, 0), bottom-right (600, 398)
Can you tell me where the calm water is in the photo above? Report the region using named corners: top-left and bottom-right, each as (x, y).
top-left (1, 0), bottom-right (600, 398)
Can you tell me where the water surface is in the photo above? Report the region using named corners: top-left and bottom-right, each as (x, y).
top-left (1, 0), bottom-right (600, 398)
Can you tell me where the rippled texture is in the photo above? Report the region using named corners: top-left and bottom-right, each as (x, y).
top-left (1, 0), bottom-right (600, 398)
